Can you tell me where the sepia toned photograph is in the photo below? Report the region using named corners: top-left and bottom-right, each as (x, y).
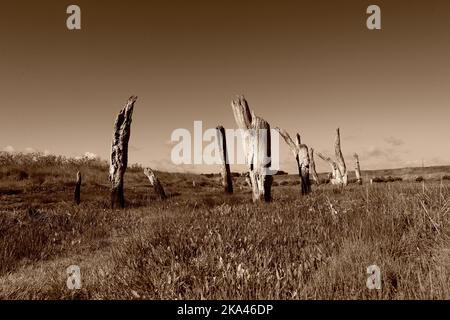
top-left (1, 0), bottom-right (449, 305)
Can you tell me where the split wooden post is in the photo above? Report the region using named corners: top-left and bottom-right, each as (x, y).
top-left (74, 171), bottom-right (81, 205)
top-left (315, 128), bottom-right (348, 186)
top-left (276, 127), bottom-right (311, 195)
top-left (334, 128), bottom-right (348, 186)
top-left (216, 125), bottom-right (233, 193)
top-left (144, 168), bottom-right (167, 200)
top-left (354, 153), bottom-right (362, 185)
top-left (109, 96), bottom-right (137, 209)
top-left (231, 95), bottom-right (273, 202)
top-left (316, 152), bottom-right (342, 185)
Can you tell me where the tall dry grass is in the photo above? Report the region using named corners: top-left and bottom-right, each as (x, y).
top-left (0, 153), bottom-right (449, 299)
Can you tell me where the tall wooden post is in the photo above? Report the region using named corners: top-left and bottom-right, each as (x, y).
top-left (334, 128), bottom-right (348, 186)
top-left (216, 125), bottom-right (233, 193)
top-left (231, 95), bottom-right (272, 202)
top-left (74, 171), bottom-right (81, 205)
top-left (110, 96), bottom-right (136, 209)
top-left (252, 116), bottom-right (273, 202)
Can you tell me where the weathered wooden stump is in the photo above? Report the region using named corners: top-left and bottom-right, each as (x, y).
top-left (216, 125), bottom-right (233, 193)
top-left (316, 152), bottom-right (342, 185)
top-left (144, 167), bottom-right (167, 200)
top-left (298, 148), bottom-right (311, 195)
top-left (316, 128), bottom-right (348, 186)
top-left (109, 96), bottom-right (136, 209)
top-left (231, 95), bottom-right (272, 202)
top-left (354, 153), bottom-right (362, 185)
top-left (74, 171), bottom-right (81, 205)
top-left (309, 147), bottom-right (320, 185)
top-left (276, 127), bottom-right (311, 195)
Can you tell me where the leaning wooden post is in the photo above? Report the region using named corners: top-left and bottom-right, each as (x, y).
top-left (354, 153), bottom-right (362, 185)
top-left (216, 125), bottom-right (233, 193)
top-left (231, 95), bottom-right (273, 202)
top-left (276, 127), bottom-right (311, 195)
top-left (334, 128), bottom-right (348, 186)
top-left (109, 96), bottom-right (136, 209)
top-left (309, 148), bottom-right (320, 185)
top-left (144, 168), bottom-right (167, 200)
top-left (74, 171), bottom-right (81, 205)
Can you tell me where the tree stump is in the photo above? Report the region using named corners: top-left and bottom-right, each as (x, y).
top-left (316, 128), bottom-right (348, 186)
top-left (316, 152), bottom-right (342, 185)
top-left (74, 171), bottom-right (81, 205)
top-left (354, 153), bottom-right (362, 185)
top-left (216, 125), bottom-right (233, 193)
top-left (231, 95), bottom-right (272, 202)
top-left (276, 127), bottom-right (311, 195)
top-left (109, 96), bottom-right (136, 209)
top-left (144, 168), bottom-right (167, 200)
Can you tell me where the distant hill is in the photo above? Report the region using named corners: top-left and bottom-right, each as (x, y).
top-left (318, 165), bottom-right (450, 182)
top-left (2, 151), bottom-right (450, 182)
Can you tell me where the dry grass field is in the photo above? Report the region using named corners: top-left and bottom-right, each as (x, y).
top-left (1, 152), bottom-right (450, 299)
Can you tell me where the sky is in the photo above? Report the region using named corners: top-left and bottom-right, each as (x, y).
top-left (1, 0), bottom-right (450, 174)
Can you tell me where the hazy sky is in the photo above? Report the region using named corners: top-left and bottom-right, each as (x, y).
top-left (1, 0), bottom-right (450, 174)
